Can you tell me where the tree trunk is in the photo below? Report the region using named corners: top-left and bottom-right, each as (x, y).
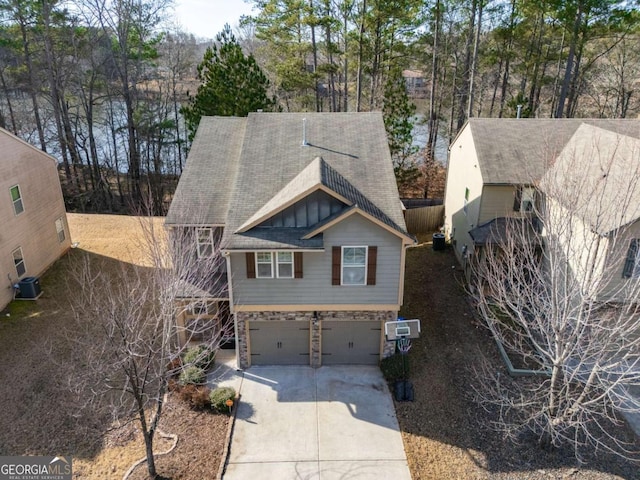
top-left (355, 0), bottom-right (367, 112)
top-left (467, 0), bottom-right (483, 119)
top-left (426, 0), bottom-right (440, 161)
top-left (555, 6), bottom-right (583, 118)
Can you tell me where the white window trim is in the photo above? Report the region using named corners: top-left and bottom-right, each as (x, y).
top-left (55, 217), bottom-right (66, 243)
top-left (10, 184), bottom-right (24, 216)
top-left (256, 252), bottom-right (274, 278)
top-left (255, 251), bottom-right (296, 279)
top-left (276, 252), bottom-right (294, 278)
top-left (12, 247), bottom-right (26, 278)
top-left (519, 186), bottom-right (536, 213)
top-left (341, 245), bottom-right (368, 286)
top-left (196, 227), bottom-right (214, 258)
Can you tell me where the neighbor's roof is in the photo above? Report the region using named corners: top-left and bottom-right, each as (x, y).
top-left (469, 217), bottom-right (542, 246)
top-left (466, 118), bottom-right (640, 185)
top-left (167, 112), bottom-right (410, 250)
top-left (541, 123), bottom-right (640, 235)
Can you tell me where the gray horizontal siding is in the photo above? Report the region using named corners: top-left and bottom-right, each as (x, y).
top-left (230, 214), bottom-right (402, 305)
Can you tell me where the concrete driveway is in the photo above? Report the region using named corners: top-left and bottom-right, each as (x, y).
top-left (223, 365), bottom-right (411, 480)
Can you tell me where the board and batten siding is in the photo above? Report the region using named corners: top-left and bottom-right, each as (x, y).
top-left (229, 214), bottom-right (403, 306)
top-left (0, 129), bottom-right (70, 309)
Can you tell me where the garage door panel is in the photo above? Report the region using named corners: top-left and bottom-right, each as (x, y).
top-left (322, 321), bottom-right (381, 365)
top-left (249, 321), bottom-right (310, 365)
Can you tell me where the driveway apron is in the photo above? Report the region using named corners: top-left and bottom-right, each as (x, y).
top-left (223, 365), bottom-right (412, 480)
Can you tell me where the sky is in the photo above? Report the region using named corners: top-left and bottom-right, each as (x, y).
top-left (172, 0), bottom-right (256, 40)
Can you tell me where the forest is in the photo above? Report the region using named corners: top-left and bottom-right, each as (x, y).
top-left (0, 0), bottom-right (638, 213)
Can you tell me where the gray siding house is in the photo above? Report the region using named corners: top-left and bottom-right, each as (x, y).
top-left (166, 112), bottom-right (414, 368)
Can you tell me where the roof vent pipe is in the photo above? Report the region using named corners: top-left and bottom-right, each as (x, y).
top-left (302, 118), bottom-right (308, 146)
top-left (516, 104), bottom-right (522, 119)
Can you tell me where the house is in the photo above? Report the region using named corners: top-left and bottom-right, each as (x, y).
top-left (0, 128), bottom-right (71, 310)
top-left (402, 70), bottom-right (427, 98)
top-left (166, 112), bottom-right (414, 368)
top-left (443, 118), bottom-right (640, 296)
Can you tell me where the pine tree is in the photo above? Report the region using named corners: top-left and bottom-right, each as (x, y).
top-left (181, 24), bottom-right (276, 139)
top-left (383, 66), bottom-right (418, 192)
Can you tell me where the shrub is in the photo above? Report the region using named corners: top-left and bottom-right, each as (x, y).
top-left (179, 384), bottom-right (212, 410)
top-left (166, 357), bottom-right (182, 379)
top-left (210, 387), bottom-right (236, 413)
top-left (183, 345), bottom-right (215, 370)
top-left (380, 353), bottom-right (410, 382)
top-left (179, 365), bottom-right (206, 386)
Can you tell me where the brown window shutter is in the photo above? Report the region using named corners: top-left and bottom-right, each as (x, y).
top-left (513, 186), bottom-right (522, 211)
top-left (294, 252), bottom-right (303, 278)
top-left (367, 246), bottom-right (377, 285)
top-left (246, 252), bottom-right (256, 279)
top-left (332, 246), bottom-right (341, 285)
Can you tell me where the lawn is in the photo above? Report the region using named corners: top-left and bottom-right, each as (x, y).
top-left (397, 238), bottom-right (639, 479)
top-left (0, 213), bottom-right (229, 479)
top-left (2, 215), bottom-right (638, 480)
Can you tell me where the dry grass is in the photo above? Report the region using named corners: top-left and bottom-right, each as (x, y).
top-left (0, 213), bottom-right (229, 480)
top-left (398, 240), bottom-right (639, 479)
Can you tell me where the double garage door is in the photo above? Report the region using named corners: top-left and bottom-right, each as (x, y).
top-left (249, 320), bottom-right (381, 366)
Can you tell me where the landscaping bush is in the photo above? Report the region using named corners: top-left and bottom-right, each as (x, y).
top-left (166, 356), bottom-right (182, 379)
top-left (179, 365), bottom-right (206, 386)
top-left (179, 384), bottom-right (212, 410)
top-left (183, 344), bottom-right (215, 370)
top-left (380, 353), bottom-right (410, 382)
top-left (210, 387), bottom-right (236, 413)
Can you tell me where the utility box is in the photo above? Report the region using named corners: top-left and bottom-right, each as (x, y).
top-left (432, 233), bottom-right (446, 251)
top-left (18, 277), bottom-right (41, 299)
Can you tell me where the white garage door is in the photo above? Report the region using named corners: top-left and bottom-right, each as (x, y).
top-left (321, 321), bottom-right (381, 365)
top-left (249, 321), bottom-right (310, 365)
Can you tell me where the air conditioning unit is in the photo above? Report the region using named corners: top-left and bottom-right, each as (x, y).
top-left (18, 277), bottom-right (41, 299)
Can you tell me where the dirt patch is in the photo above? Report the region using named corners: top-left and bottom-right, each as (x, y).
top-left (0, 213), bottom-right (229, 479)
top-left (398, 240), bottom-right (639, 479)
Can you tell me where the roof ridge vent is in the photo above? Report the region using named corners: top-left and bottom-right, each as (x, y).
top-left (302, 117), bottom-right (308, 146)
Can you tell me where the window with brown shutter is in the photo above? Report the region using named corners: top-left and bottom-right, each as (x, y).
top-left (367, 246), bottom-right (377, 285)
top-left (246, 252), bottom-right (256, 278)
top-left (332, 246), bottom-right (341, 285)
top-left (294, 252), bottom-right (304, 278)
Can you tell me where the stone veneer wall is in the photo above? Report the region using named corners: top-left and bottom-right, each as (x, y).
top-left (235, 310), bottom-right (397, 368)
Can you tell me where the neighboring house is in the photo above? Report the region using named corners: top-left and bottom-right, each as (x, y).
top-left (166, 112), bottom-right (414, 369)
top-left (0, 128), bottom-right (71, 310)
top-left (443, 118), bottom-right (640, 296)
top-left (402, 70), bottom-right (427, 98)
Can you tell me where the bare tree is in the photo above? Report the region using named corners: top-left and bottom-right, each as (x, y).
top-left (69, 215), bottom-right (232, 478)
top-left (471, 127), bottom-right (640, 461)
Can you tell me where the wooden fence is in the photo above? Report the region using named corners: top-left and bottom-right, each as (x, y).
top-left (404, 205), bottom-right (445, 234)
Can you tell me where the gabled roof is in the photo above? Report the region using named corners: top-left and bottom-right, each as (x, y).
top-left (166, 117), bottom-right (246, 225)
top-left (167, 112), bottom-right (410, 249)
top-left (465, 118), bottom-right (640, 185)
top-left (541, 123), bottom-right (640, 235)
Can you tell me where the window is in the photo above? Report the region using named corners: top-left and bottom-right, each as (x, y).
top-left (463, 188), bottom-right (469, 215)
top-left (196, 227), bottom-right (213, 258)
top-left (10, 185), bottom-right (23, 215)
top-left (256, 252), bottom-right (273, 278)
top-left (55, 217), bottom-right (66, 243)
top-left (277, 252), bottom-right (293, 278)
top-left (623, 239), bottom-right (640, 279)
top-left (13, 247), bottom-right (25, 278)
top-left (246, 252), bottom-right (302, 279)
top-left (341, 246), bottom-right (367, 285)
top-left (514, 186), bottom-right (535, 213)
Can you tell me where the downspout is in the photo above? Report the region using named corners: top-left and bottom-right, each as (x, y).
top-left (224, 252), bottom-right (240, 369)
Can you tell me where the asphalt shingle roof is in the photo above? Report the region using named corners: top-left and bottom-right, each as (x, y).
top-left (542, 123), bottom-right (640, 234)
top-left (467, 118), bottom-right (640, 185)
top-left (167, 112), bottom-right (409, 250)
